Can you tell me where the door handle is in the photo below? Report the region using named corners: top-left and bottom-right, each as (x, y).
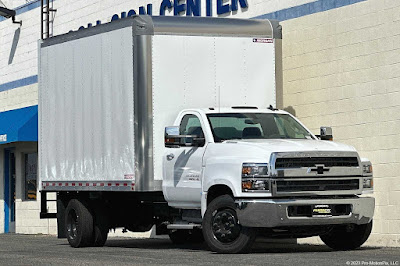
top-left (166, 153), bottom-right (174, 161)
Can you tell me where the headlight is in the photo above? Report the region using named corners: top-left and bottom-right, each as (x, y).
top-left (242, 163), bottom-right (268, 177)
top-left (363, 177), bottom-right (373, 189)
top-left (361, 161), bottom-right (373, 191)
top-left (242, 163), bottom-right (270, 192)
top-left (362, 163), bottom-right (373, 175)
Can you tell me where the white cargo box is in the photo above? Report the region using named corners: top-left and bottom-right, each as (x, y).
top-left (39, 16), bottom-right (282, 192)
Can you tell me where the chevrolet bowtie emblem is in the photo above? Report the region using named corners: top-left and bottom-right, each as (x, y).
top-left (308, 164), bottom-right (330, 174)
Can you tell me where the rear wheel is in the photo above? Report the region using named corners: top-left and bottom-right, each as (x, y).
top-left (92, 208), bottom-right (109, 247)
top-left (320, 220), bottom-right (373, 250)
top-left (65, 199), bottom-right (94, 247)
top-left (202, 195), bottom-right (256, 253)
top-left (93, 225), bottom-right (108, 247)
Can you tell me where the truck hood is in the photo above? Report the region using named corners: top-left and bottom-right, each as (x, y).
top-left (224, 139), bottom-right (357, 153)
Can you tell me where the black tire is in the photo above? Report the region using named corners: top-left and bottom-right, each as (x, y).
top-left (92, 208), bottom-right (109, 247)
top-left (169, 229), bottom-right (204, 244)
top-left (320, 220), bottom-right (373, 250)
top-left (65, 199), bottom-right (94, 248)
top-left (202, 195), bottom-right (256, 253)
top-left (93, 225), bottom-right (108, 247)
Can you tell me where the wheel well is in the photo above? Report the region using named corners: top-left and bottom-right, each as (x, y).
top-left (207, 185), bottom-right (233, 205)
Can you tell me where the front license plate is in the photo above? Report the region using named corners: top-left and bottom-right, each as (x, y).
top-left (312, 204), bottom-right (332, 217)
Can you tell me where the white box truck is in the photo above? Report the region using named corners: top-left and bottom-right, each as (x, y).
top-left (39, 16), bottom-right (375, 253)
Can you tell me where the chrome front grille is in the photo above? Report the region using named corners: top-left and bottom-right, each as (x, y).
top-left (269, 151), bottom-right (363, 196)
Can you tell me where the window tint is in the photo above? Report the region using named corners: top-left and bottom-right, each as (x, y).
top-left (180, 114), bottom-right (204, 137)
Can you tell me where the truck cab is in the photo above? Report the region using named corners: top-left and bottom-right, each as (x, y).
top-left (163, 107), bottom-right (374, 253)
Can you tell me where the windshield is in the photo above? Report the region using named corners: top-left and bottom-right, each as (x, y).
top-left (207, 113), bottom-right (313, 142)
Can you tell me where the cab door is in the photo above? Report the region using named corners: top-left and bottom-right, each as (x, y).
top-left (163, 112), bottom-right (207, 208)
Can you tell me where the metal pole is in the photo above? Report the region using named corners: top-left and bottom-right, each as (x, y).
top-left (46, 0), bottom-right (49, 39)
top-left (40, 0), bottom-right (43, 39)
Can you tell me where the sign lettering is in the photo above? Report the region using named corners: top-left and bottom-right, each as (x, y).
top-left (79, 0), bottom-right (249, 29)
top-left (0, 134), bottom-right (7, 142)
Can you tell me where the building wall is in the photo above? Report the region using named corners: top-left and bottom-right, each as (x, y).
top-left (0, 150), bottom-right (4, 232)
top-left (281, 0), bottom-right (400, 246)
top-left (0, 0), bottom-right (398, 245)
top-left (0, 84), bottom-right (38, 112)
top-left (14, 143), bottom-right (57, 234)
top-left (0, 142), bottom-right (56, 234)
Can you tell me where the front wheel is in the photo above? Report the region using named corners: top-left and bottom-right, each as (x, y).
top-left (320, 220), bottom-right (373, 250)
top-left (202, 195), bottom-right (256, 253)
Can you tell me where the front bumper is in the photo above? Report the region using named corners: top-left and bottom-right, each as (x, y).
top-left (235, 197), bottom-right (375, 228)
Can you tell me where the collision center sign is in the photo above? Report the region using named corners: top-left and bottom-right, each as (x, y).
top-left (80, 0), bottom-right (248, 29)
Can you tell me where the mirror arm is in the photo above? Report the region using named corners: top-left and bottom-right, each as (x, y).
top-left (192, 137), bottom-right (206, 147)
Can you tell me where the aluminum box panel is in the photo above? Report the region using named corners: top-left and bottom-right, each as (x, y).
top-left (152, 35), bottom-right (276, 181)
top-left (39, 27), bottom-right (135, 185)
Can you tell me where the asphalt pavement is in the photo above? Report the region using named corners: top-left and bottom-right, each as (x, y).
top-left (0, 234), bottom-right (398, 266)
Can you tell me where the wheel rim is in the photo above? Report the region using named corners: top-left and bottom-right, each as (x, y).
top-left (67, 209), bottom-right (78, 240)
top-left (212, 208), bottom-right (241, 243)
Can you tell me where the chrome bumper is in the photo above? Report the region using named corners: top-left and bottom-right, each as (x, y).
top-left (235, 197), bottom-right (375, 228)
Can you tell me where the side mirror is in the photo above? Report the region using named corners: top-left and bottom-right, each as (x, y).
top-left (165, 126), bottom-right (181, 148)
top-left (318, 126), bottom-right (333, 141)
top-left (164, 126), bottom-right (205, 148)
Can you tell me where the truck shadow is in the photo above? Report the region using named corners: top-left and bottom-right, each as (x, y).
top-left (250, 241), bottom-right (381, 254)
top-left (101, 238), bottom-right (381, 254)
top-left (103, 238), bottom-right (206, 251)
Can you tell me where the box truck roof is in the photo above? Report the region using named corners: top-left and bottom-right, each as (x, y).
top-left (41, 15), bottom-right (281, 48)
top-left (191, 108), bottom-right (288, 115)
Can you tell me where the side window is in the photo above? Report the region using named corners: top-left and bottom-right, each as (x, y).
top-left (180, 114), bottom-right (204, 138)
